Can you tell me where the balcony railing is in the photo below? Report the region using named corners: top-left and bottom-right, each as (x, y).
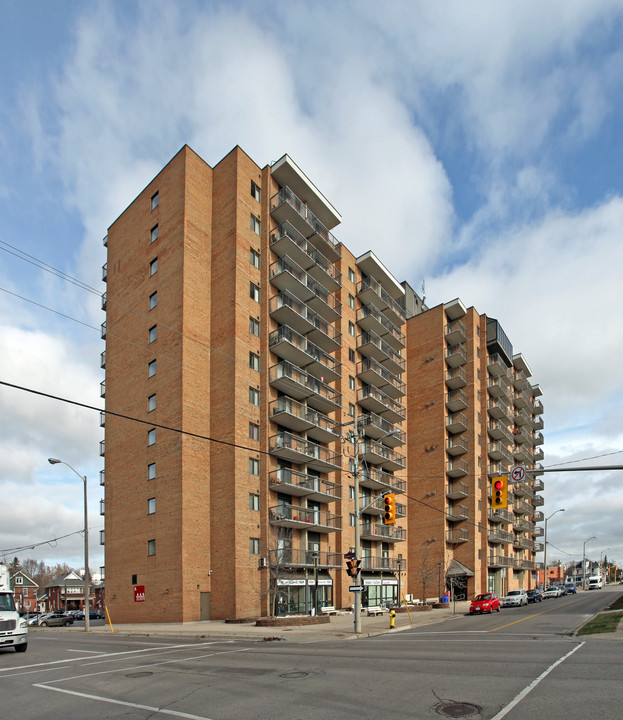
top-left (446, 504), bottom-right (469, 521)
top-left (99, 470), bottom-right (105, 486)
top-left (268, 468), bottom-right (341, 502)
top-left (446, 481), bottom-right (468, 499)
top-left (268, 548), bottom-right (342, 568)
top-left (446, 435), bottom-right (468, 456)
top-left (269, 432), bottom-right (341, 472)
top-left (360, 523), bottom-right (406, 542)
top-left (269, 326), bottom-right (341, 383)
top-left (488, 555), bottom-right (514, 568)
top-left (360, 440), bottom-right (405, 471)
top-left (446, 529), bottom-right (469, 544)
top-left (269, 504), bottom-right (341, 532)
top-left (446, 366), bottom-right (467, 389)
top-left (361, 555), bottom-right (405, 571)
top-left (357, 305), bottom-right (405, 350)
top-left (445, 320), bottom-right (466, 346)
top-left (357, 330), bottom-right (405, 375)
top-left (269, 361), bottom-right (341, 415)
top-left (361, 412), bottom-right (405, 446)
top-left (446, 458), bottom-right (468, 478)
top-left (99, 499), bottom-right (105, 516)
top-left (269, 291), bottom-right (341, 353)
top-left (488, 529), bottom-right (514, 544)
top-left (357, 357), bottom-right (405, 398)
top-left (488, 508), bottom-right (513, 524)
top-left (360, 467), bottom-right (406, 494)
top-left (446, 412), bottom-right (468, 434)
top-left (446, 389), bottom-right (468, 413)
top-left (269, 397), bottom-right (340, 444)
top-left (358, 385), bottom-right (406, 423)
top-left (356, 276), bottom-right (406, 327)
top-left (445, 344), bottom-right (467, 367)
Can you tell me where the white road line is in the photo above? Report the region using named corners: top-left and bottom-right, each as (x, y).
top-left (32, 685), bottom-right (215, 720)
top-left (490, 642), bottom-right (585, 720)
top-left (66, 649), bottom-right (108, 654)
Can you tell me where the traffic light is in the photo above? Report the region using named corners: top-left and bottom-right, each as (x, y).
top-left (492, 476), bottom-right (508, 509)
top-left (383, 493), bottom-right (396, 525)
top-left (346, 559), bottom-right (361, 577)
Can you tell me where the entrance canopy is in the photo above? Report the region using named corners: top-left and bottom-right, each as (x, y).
top-left (446, 559), bottom-right (474, 577)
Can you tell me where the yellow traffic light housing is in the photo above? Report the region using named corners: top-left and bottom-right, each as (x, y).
top-left (346, 559), bottom-right (361, 577)
top-left (383, 493), bottom-right (396, 525)
top-left (492, 476), bottom-right (508, 509)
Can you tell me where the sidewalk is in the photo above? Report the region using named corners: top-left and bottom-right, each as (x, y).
top-left (90, 603), bottom-right (472, 642)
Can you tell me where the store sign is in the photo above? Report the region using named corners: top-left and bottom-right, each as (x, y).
top-left (133, 585), bottom-right (146, 602)
top-left (277, 578), bottom-right (332, 586)
top-left (363, 578), bottom-right (398, 586)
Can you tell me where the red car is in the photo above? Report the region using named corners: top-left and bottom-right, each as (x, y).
top-left (469, 593), bottom-right (500, 614)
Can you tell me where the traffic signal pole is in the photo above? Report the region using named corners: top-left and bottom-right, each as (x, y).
top-left (353, 413), bottom-right (362, 634)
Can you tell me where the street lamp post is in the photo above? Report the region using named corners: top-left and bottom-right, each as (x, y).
top-left (397, 556), bottom-right (403, 607)
top-left (48, 458), bottom-right (90, 632)
top-left (542, 508), bottom-right (565, 590)
top-left (582, 536), bottom-right (596, 590)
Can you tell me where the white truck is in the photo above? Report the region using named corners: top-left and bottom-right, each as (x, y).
top-left (587, 575), bottom-right (603, 590)
top-left (0, 564), bottom-right (28, 652)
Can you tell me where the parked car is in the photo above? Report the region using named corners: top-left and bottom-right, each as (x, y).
top-left (527, 589), bottom-right (542, 603)
top-left (73, 610), bottom-right (102, 620)
top-left (542, 586), bottom-right (560, 599)
top-left (556, 585), bottom-right (568, 596)
top-left (469, 593), bottom-right (500, 614)
top-left (564, 583), bottom-right (577, 594)
top-left (37, 612), bottom-right (74, 627)
top-left (22, 613), bottom-right (42, 625)
top-left (501, 589), bottom-right (528, 607)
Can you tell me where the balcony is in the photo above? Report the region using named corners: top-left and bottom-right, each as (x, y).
top-left (534, 526), bottom-right (544, 537)
top-left (268, 432), bottom-right (341, 472)
top-left (358, 386), bottom-right (406, 423)
top-left (446, 529), bottom-right (469, 544)
top-left (269, 468), bottom-right (341, 502)
top-left (357, 357), bottom-right (405, 399)
top-left (445, 344), bottom-right (467, 367)
top-left (269, 398), bottom-right (339, 444)
top-left (101, 292), bottom-right (107, 310)
top-left (360, 522), bottom-right (405, 542)
top-left (356, 276), bottom-right (406, 329)
top-left (100, 350), bottom-right (106, 369)
top-left (488, 353), bottom-right (509, 377)
top-left (446, 458), bottom-right (468, 478)
top-left (488, 555), bottom-right (514, 568)
top-left (446, 504), bottom-right (469, 522)
top-left (488, 420), bottom-right (513, 444)
top-left (99, 440), bottom-right (105, 457)
top-left (532, 494), bottom-right (544, 506)
top-left (488, 509), bottom-right (513, 524)
top-left (269, 504), bottom-right (341, 533)
top-left (513, 536), bottom-right (534, 550)
top-left (270, 221), bottom-right (341, 293)
top-left (533, 432), bottom-right (544, 446)
top-left (360, 467), bottom-right (406, 494)
top-left (269, 326), bottom-right (341, 383)
top-left (446, 480), bottom-right (468, 499)
top-left (269, 361), bottom-right (341, 415)
top-left (446, 434), bottom-right (468, 456)
top-left (99, 499), bottom-right (105, 516)
top-left (488, 397), bottom-right (510, 423)
top-left (99, 470), bottom-right (105, 486)
top-left (100, 381), bottom-right (106, 399)
top-left (533, 478), bottom-right (544, 492)
top-left (446, 389), bottom-right (468, 413)
top-left (101, 321), bottom-right (107, 339)
top-left (357, 330), bottom-right (405, 376)
top-left (514, 407), bottom-right (531, 427)
top-left (534, 510), bottom-right (544, 522)
top-left (446, 412), bottom-right (468, 434)
top-left (361, 412), bottom-right (405, 446)
top-left (360, 440), bottom-right (405, 471)
top-left (513, 426), bottom-right (530, 444)
top-left (361, 555), bottom-right (405, 572)
top-left (532, 416), bottom-right (544, 431)
top-left (99, 530), bottom-right (105, 545)
top-left (445, 320), bottom-right (466, 346)
top-left (268, 548), bottom-right (342, 569)
top-left (513, 481), bottom-right (533, 499)
top-left (357, 305), bottom-right (405, 351)
top-left (270, 186), bottom-right (341, 262)
top-left (532, 399), bottom-right (544, 415)
top-left (446, 366), bottom-right (467, 390)
top-left (487, 374), bottom-right (511, 399)
top-left (269, 292), bottom-right (341, 354)
top-left (488, 441), bottom-right (512, 464)
top-left (99, 411), bottom-right (106, 428)
top-left (102, 263), bottom-right (107, 282)
top-left (514, 390), bottom-right (530, 409)
top-left (488, 529), bottom-right (514, 544)
top-left (270, 256), bottom-right (341, 323)
top-left (514, 499), bottom-right (533, 515)
top-left (513, 446), bottom-right (531, 465)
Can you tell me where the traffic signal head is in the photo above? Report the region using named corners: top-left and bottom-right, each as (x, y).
top-left (346, 559), bottom-right (361, 577)
top-left (383, 493), bottom-right (396, 525)
top-left (492, 476), bottom-right (508, 509)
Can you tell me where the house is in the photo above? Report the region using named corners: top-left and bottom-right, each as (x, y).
top-left (10, 570), bottom-right (39, 613)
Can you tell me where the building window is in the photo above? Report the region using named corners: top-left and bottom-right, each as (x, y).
top-left (348, 321), bottom-right (355, 337)
top-left (249, 317), bottom-right (260, 337)
top-left (147, 428), bottom-right (156, 446)
top-left (249, 422), bottom-right (260, 441)
top-left (249, 387), bottom-right (260, 406)
top-left (148, 360), bottom-right (156, 377)
top-left (149, 291), bottom-right (158, 310)
top-left (151, 192), bottom-right (159, 210)
top-left (349, 294), bottom-right (355, 309)
top-left (250, 282), bottom-right (260, 302)
top-left (350, 513), bottom-right (356, 527)
top-left (150, 225), bottom-right (159, 243)
top-left (148, 463), bottom-right (156, 480)
top-left (249, 493), bottom-right (260, 511)
top-left (349, 486), bottom-right (355, 500)
top-left (149, 258), bottom-right (158, 276)
top-left (148, 394), bottom-right (156, 412)
top-left (348, 267), bottom-right (355, 283)
top-left (147, 539), bottom-right (156, 556)
top-left (149, 325), bottom-right (157, 343)
top-left (250, 538), bottom-right (260, 555)
top-left (148, 497), bottom-right (156, 515)
top-left (250, 214), bottom-right (261, 236)
top-left (249, 352), bottom-right (260, 371)
top-left (14, 576), bottom-right (23, 585)
top-left (251, 180), bottom-right (261, 202)
top-left (249, 457), bottom-right (259, 475)
top-left (348, 348), bottom-right (355, 363)
top-left (250, 248), bottom-right (261, 269)
top-left (349, 376), bottom-right (356, 390)
top-left (349, 402), bottom-right (355, 416)
top-left (349, 459), bottom-right (356, 474)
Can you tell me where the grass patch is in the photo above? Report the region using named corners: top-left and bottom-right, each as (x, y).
top-left (607, 593), bottom-right (623, 611)
top-left (578, 611), bottom-right (623, 635)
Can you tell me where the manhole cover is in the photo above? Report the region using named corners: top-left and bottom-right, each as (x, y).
top-left (126, 672), bottom-right (154, 678)
top-left (435, 701), bottom-right (481, 718)
top-left (279, 671), bottom-right (309, 679)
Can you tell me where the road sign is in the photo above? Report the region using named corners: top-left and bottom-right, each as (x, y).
top-left (344, 552), bottom-right (355, 559)
top-left (510, 465), bottom-right (526, 483)
top-left (349, 585), bottom-right (364, 592)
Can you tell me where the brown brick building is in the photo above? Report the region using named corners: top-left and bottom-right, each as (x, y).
top-left (101, 145), bottom-right (543, 622)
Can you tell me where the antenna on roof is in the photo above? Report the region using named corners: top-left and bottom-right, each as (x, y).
top-left (421, 279), bottom-right (426, 305)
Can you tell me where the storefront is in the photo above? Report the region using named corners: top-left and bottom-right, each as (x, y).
top-left (275, 571), bottom-right (333, 615)
top-left (362, 575), bottom-right (397, 607)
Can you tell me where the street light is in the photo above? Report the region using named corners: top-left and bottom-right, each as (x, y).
top-left (542, 508), bottom-right (565, 590)
top-left (582, 536), bottom-right (596, 590)
top-left (48, 458), bottom-right (90, 632)
top-left (345, 417), bottom-right (400, 634)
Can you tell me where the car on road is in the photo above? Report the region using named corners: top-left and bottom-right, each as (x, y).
top-left (527, 589), bottom-right (542, 603)
top-left (37, 612), bottom-right (74, 627)
top-left (469, 593), bottom-right (500, 614)
top-left (542, 586), bottom-right (561, 599)
top-left (73, 610), bottom-right (103, 620)
top-left (501, 589), bottom-right (528, 607)
top-left (22, 613), bottom-right (42, 625)
top-left (564, 583), bottom-right (577, 594)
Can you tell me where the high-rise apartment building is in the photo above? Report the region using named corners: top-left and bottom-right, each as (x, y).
top-left (405, 300), bottom-right (545, 600)
top-left (101, 146), bottom-right (412, 622)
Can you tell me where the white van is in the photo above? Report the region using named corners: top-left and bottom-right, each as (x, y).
top-left (588, 576), bottom-right (603, 590)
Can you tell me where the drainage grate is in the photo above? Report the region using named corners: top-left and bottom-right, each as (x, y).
top-left (435, 701), bottom-right (481, 718)
top-left (279, 671), bottom-right (309, 679)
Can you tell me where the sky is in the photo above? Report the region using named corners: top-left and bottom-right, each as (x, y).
top-left (1, 0), bottom-right (622, 578)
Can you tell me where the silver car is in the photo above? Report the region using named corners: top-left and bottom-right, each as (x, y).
top-left (501, 589), bottom-right (528, 607)
top-left (37, 612), bottom-right (74, 627)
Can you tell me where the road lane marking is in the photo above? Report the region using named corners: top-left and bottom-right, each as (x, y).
top-left (32, 685), bottom-right (215, 720)
top-left (490, 642), bottom-right (585, 720)
top-left (487, 603), bottom-right (568, 631)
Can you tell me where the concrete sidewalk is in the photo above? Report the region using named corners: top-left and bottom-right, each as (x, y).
top-left (90, 603), bottom-right (472, 642)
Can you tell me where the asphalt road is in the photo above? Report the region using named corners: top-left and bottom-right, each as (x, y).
top-left (1, 586), bottom-right (620, 720)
